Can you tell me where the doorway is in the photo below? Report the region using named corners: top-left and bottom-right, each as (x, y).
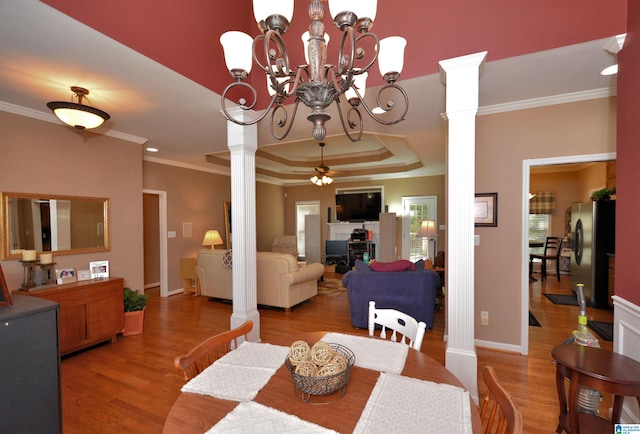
top-left (143, 190), bottom-right (169, 297)
top-left (401, 196), bottom-right (437, 261)
top-left (521, 152), bottom-right (616, 353)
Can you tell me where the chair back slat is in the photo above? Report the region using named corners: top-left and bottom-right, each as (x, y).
top-left (174, 320), bottom-right (253, 381)
top-left (368, 301), bottom-right (426, 350)
top-left (480, 366), bottom-right (523, 434)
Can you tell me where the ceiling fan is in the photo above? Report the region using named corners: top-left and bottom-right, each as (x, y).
top-left (310, 142), bottom-right (334, 187)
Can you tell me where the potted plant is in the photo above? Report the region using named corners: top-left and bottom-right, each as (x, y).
top-left (123, 287), bottom-right (148, 336)
top-left (590, 187), bottom-right (616, 201)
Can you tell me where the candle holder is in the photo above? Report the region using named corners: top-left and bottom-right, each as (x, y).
top-left (19, 260), bottom-right (38, 289)
top-left (38, 262), bottom-right (56, 285)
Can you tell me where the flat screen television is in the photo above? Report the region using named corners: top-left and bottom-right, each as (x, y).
top-left (335, 191), bottom-right (382, 222)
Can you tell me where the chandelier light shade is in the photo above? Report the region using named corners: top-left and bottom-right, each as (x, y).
top-left (202, 229), bottom-right (224, 249)
top-left (47, 86), bottom-right (110, 132)
top-left (219, 0), bottom-right (409, 143)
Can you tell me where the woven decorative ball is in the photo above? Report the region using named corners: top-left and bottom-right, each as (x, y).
top-left (310, 341), bottom-right (334, 366)
top-left (329, 352), bottom-right (348, 373)
top-left (317, 362), bottom-right (342, 377)
top-left (294, 360), bottom-right (318, 377)
top-left (289, 340), bottom-right (310, 366)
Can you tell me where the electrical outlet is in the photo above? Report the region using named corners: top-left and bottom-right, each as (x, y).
top-left (481, 311), bottom-right (489, 326)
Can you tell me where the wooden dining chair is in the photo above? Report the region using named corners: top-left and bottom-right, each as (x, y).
top-left (529, 236), bottom-right (562, 282)
top-left (368, 301), bottom-right (426, 350)
top-left (174, 320), bottom-right (253, 381)
top-left (480, 366), bottom-right (524, 434)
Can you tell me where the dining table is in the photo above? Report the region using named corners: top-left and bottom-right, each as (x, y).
top-left (163, 331), bottom-right (482, 433)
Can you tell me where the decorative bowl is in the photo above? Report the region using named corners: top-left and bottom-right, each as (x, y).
top-left (284, 343), bottom-right (355, 402)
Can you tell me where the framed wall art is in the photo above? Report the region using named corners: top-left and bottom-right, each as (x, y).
top-left (474, 193), bottom-right (498, 227)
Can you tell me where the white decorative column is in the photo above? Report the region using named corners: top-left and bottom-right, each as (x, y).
top-left (439, 51), bottom-right (487, 404)
top-left (226, 108), bottom-right (260, 342)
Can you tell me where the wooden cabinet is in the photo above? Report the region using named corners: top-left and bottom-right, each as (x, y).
top-left (18, 277), bottom-right (124, 355)
top-left (0, 294), bottom-right (61, 433)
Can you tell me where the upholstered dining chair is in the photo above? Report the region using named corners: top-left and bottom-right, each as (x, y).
top-left (174, 320), bottom-right (253, 381)
top-left (529, 236), bottom-right (562, 282)
top-left (368, 301), bottom-right (426, 350)
top-left (480, 366), bottom-right (524, 434)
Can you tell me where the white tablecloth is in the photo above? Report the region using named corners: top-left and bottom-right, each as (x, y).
top-left (354, 372), bottom-right (473, 434)
top-left (321, 332), bottom-right (409, 374)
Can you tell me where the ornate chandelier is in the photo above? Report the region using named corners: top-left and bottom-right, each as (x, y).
top-left (219, 0), bottom-right (409, 143)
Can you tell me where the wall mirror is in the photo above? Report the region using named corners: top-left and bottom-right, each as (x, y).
top-left (1, 192), bottom-right (110, 260)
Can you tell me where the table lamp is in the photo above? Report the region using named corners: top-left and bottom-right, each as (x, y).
top-left (417, 220), bottom-right (438, 261)
top-left (202, 230), bottom-right (223, 249)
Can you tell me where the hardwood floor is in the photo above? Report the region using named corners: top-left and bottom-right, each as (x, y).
top-left (60, 269), bottom-right (613, 433)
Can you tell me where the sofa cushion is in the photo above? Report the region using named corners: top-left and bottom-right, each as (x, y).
top-left (354, 259), bottom-right (373, 272)
top-left (370, 260), bottom-right (415, 272)
top-left (414, 259), bottom-right (425, 270)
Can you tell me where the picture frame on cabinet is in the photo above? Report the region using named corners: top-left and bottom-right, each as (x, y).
top-left (77, 269), bottom-right (92, 281)
top-left (0, 263), bottom-right (12, 306)
top-left (56, 268), bottom-right (77, 285)
top-left (474, 193), bottom-right (498, 227)
top-left (89, 261), bottom-right (109, 279)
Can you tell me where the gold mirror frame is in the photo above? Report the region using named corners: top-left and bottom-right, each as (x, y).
top-left (0, 192), bottom-right (110, 260)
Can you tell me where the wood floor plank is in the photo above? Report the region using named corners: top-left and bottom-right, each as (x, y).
top-left (60, 270), bottom-right (613, 433)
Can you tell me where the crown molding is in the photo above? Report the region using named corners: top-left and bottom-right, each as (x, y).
top-left (0, 100), bottom-right (148, 144)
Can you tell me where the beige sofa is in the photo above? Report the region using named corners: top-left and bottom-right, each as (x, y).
top-left (195, 249), bottom-right (324, 312)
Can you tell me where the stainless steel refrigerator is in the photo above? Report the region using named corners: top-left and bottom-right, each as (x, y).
top-left (570, 200), bottom-right (615, 308)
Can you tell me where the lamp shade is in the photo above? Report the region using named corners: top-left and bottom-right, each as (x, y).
top-left (417, 220), bottom-right (438, 238)
top-left (47, 86), bottom-right (110, 132)
top-left (377, 36), bottom-right (407, 76)
top-left (253, 0), bottom-right (294, 24)
top-left (345, 71), bottom-right (368, 100)
top-left (220, 31), bottom-right (254, 73)
top-left (202, 229), bottom-right (223, 249)
top-left (328, 0), bottom-right (377, 20)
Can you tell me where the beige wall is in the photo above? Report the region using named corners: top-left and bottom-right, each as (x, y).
top-left (475, 97), bottom-right (616, 346)
top-left (256, 182), bottom-right (286, 252)
top-left (0, 111), bottom-right (144, 292)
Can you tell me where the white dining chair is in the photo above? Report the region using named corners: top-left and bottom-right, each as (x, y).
top-left (368, 301), bottom-right (426, 350)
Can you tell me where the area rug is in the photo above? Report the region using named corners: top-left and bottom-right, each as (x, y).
top-left (529, 311), bottom-right (541, 327)
top-left (544, 293), bottom-right (579, 306)
top-left (317, 278), bottom-right (347, 297)
top-left (588, 321), bottom-right (613, 342)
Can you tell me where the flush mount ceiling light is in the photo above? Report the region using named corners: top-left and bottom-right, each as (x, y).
top-left (47, 86), bottom-right (110, 133)
top-left (310, 142), bottom-right (333, 187)
top-left (220, 0), bottom-right (409, 143)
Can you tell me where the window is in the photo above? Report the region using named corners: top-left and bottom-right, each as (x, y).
top-left (529, 214), bottom-right (551, 254)
top-left (295, 201), bottom-right (320, 257)
top-left (402, 196), bottom-right (437, 261)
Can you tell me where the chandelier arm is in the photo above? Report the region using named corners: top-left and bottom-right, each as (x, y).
top-left (325, 66), bottom-right (348, 96)
top-left (270, 99), bottom-right (301, 140)
top-left (333, 98), bottom-right (363, 142)
top-left (253, 30), bottom-right (291, 78)
top-left (220, 81), bottom-right (280, 126)
top-left (353, 32), bottom-right (380, 74)
top-left (369, 83), bottom-right (410, 125)
top-left (336, 25), bottom-right (356, 77)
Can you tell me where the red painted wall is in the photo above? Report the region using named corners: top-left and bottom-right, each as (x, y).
top-left (43, 0), bottom-right (626, 95)
top-left (616, 0), bottom-right (640, 305)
